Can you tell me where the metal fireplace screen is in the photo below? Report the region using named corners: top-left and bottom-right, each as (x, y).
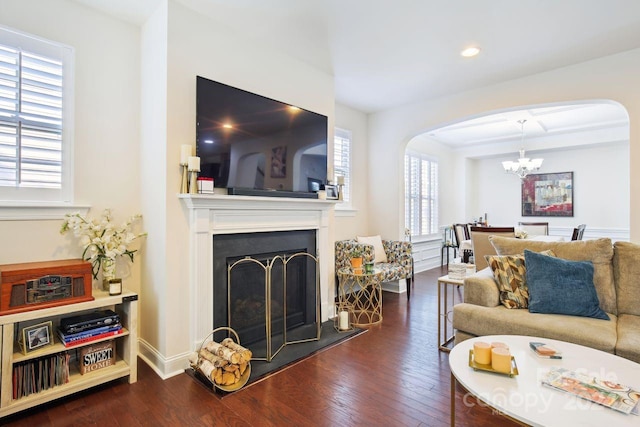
top-left (226, 252), bottom-right (321, 362)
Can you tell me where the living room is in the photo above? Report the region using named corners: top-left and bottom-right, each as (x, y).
top-left (1, 0), bottom-right (640, 424)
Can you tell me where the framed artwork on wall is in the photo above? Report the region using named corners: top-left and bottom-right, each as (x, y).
top-left (522, 172), bottom-right (574, 217)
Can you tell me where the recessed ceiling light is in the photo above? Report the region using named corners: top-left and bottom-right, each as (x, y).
top-left (222, 123), bottom-right (233, 129)
top-left (461, 46), bottom-right (481, 58)
top-left (204, 139), bottom-right (214, 144)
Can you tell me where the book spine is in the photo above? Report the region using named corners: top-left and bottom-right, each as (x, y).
top-left (58, 325), bottom-right (121, 342)
top-left (60, 328), bottom-right (124, 347)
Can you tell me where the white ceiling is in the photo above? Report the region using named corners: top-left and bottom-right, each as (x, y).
top-left (71, 0), bottom-right (638, 146)
top-left (73, 0), bottom-right (640, 113)
top-left (425, 102), bottom-right (629, 149)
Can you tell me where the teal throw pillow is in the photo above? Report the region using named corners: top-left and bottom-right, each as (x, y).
top-left (524, 249), bottom-right (609, 320)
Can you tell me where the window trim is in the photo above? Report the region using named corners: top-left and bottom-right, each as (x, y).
top-left (334, 127), bottom-right (352, 208)
top-left (0, 25), bottom-right (75, 208)
top-left (404, 150), bottom-right (439, 238)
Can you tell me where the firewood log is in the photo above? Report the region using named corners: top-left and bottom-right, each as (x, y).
top-left (222, 371), bottom-right (236, 386)
top-left (238, 362), bottom-right (248, 375)
top-left (199, 348), bottom-right (228, 368)
top-left (198, 359), bottom-right (216, 382)
top-left (223, 364), bottom-right (238, 373)
top-left (205, 341), bottom-right (241, 364)
top-left (214, 368), bottom-right (223, 385)
top-left (221, 338), bottom-right (253, 362)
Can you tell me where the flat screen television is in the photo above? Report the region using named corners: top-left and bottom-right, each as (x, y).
top-left (196, 76), bottom-right (328, 198)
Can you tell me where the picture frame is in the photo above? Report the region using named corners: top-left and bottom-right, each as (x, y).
top-left (522, 171), bottom-right (573, 217)
top-left (20, 321), bottom-right (54, 354)
top-left (325, 184), bottom-right (339, 200)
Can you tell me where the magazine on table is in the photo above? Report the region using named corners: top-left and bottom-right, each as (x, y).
top-left (541, 367), bottom-right (640, 415)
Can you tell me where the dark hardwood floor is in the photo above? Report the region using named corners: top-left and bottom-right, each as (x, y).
top-left (2, 266), bottom-right (518, 426)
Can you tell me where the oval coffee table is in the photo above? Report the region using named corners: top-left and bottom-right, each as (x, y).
top-left (450, 335), bottom-right (640, 426)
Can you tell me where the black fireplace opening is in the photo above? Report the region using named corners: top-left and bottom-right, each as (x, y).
top-left (212, 230), bottom-right (318, 354)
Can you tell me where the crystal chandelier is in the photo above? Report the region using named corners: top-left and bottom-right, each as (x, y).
top-left (502, 119), bottom-right (543, 179)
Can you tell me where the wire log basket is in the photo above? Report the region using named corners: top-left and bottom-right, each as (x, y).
top-left (190, 327), bottom-right (251, 392)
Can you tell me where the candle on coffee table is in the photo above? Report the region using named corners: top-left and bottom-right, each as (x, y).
top-left (491, 347), bottom-right (512, 373)
top-left (473, 341), bottom-right (491, 365)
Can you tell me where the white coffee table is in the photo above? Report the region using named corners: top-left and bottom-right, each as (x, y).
top-left (449, 335), bottom-right (640, 426)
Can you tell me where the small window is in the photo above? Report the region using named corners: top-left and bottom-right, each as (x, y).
top-left (0, 26), bottom-right (74, 204)
top-left (405, 151), bottom-right (438, 236)
top-left (334, 128), bottom-right (351, 203)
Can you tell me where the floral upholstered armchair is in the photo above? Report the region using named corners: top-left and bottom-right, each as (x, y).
top-left (335, 237), bottom-right (414, 299)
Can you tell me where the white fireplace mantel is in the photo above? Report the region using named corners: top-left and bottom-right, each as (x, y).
top-left (179, 193), bottom-right (336, 347)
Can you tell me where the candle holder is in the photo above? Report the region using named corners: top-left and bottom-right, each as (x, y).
top-left (334, 303), bottom-right (353, 332)
top-left (338, 184), bottom-right (344, 201)
top-left (189, 170), bottom-right (199, 194)
top-left (180, 163), bottom-right (189, 193)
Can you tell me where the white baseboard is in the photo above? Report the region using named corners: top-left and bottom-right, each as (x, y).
top-left (138, 338), bottom-right (192, 379)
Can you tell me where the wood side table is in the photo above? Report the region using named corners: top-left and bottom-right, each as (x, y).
top-left (337, 267), bottom-right (384, 327)
top-left (438, 274), bottom-right (464, 352)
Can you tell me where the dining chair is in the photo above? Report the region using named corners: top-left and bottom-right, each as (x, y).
top-left (453, 223), bottom-right (473, 263)
top-left (571, 224), bottom-right (586, 240)
top-left (518, 221), bottom-right (549, 236)
top-left (469, 226), bottom-right (516, 270)
top-left (441, 226), bottom-right (457, 266)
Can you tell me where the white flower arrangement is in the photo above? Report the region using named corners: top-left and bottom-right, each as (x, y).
top-left (60, 209), bottom-right (146, 281)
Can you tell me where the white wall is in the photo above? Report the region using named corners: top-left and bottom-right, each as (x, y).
top-left (473, 143), bottom-right (629, 239)
top-left (135, 0), bottom-right (335, 376)
top-left (0, 2), bottom-right (143, 281)
top-left (368, 49), bottom-right (640, 244)
top-left (333, 103), bottom-right (370, 240)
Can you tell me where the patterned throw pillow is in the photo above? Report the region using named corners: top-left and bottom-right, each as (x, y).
top-left (486, 250), bottom-right (556, 309)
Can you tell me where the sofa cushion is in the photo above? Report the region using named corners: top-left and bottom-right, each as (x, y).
top-left (357, 235), bottom-right (388, 263)
top-left (486, 249), bottom-right (555, 309)
top-left (615, 314), bottom-right (640, 364)
top-left (452, 303), bottom-right (617, 353)
top-left (525, 250), bottom-right (609, 320)
top-left (489, 236), bottom-right (616, 315)
top-left (613, 241), bottom-right (640, 316)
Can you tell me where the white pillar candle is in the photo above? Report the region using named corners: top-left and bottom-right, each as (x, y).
top-left (338, 310), bottom-right (349, 330)
top-left (180, 144), bottom-right (193, 165)
top-left (188, 156), bottom-right (200, 172)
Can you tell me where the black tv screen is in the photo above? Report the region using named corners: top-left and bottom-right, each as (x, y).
top-left (196, 76), bottom-right (328, 195)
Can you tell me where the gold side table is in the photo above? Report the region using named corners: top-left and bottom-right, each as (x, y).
top-left (438, 274), bottom-right (464, 352)
top-left (337, 267), bottom-right (384, 327)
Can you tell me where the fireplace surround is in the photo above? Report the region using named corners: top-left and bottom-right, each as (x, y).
top-left (179, 194), bottom-right (335, 351)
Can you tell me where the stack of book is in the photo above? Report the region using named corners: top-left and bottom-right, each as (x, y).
top-left (57, 309), bottom-right (123, 347)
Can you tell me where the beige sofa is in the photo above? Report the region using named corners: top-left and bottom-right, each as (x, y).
top-left (452, 237), bottom-right (640, 363)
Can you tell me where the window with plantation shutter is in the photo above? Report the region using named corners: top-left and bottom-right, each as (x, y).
top-left (0, 26), bottom-right (73, 204)
top-left (334, 128), bottom-right (350, 203)
top-left (404, 151), bottom-right (438, 237)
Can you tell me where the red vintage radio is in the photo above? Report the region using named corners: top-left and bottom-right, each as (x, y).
top-left (0, 259), bottom-right (94, 315)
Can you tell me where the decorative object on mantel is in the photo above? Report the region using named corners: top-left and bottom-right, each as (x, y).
top-left (336, 175), bottom-right (345, 201)
top-left (180, 144), bottom-right (193, 193)
top-left (502, 120), bottom-right (543, 179)
top-left (197, 177), bottom-right (214, 194)
top-left (60, 209), bottom-right (147, 290)
top-left (188, 156), bottom-right (200, 194)
top-left (521, 172), bottom-right (574, 217)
